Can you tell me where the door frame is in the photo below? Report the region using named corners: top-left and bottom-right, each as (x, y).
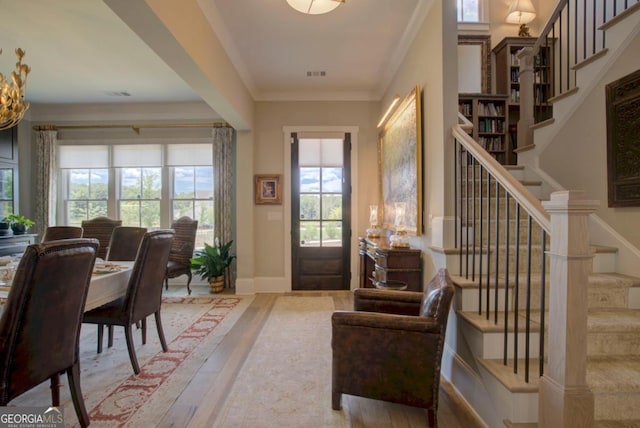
top-left (283, 126), bottom-right (360, 291)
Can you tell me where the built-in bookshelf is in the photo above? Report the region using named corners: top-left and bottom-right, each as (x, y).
top-left (493, 36), bottom-right (552, 157)
top-left (458, 94), bottom-right (512, 165)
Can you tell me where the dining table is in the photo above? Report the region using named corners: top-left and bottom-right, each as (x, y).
top-left (0, 260), bottom-right (134, 312)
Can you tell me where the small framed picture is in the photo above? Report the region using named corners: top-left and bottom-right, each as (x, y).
top-left (255, 174), bottom-right (282, 205)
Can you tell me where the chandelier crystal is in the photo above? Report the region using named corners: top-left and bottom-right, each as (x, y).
top-left (0, 48), bottom-right (30, 131)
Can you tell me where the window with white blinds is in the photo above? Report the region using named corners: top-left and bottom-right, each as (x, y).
top-left (57, 143), bottom-right (214, 247)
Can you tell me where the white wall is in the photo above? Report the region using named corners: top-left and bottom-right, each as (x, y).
top-left (252, 101), bottom-right (378, 284)
top-left (539, 32), bottom-right (640, 249)
top-left (380, 0), bottom-right (458, 282)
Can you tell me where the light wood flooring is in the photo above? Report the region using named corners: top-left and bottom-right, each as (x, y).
top-left (158, 286), bottom-right (486, 428)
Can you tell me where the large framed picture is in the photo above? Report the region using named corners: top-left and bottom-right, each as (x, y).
top-left (255, 174), bottom-right (282, 205)
top-left (378, 85), bottom-right (423, 234)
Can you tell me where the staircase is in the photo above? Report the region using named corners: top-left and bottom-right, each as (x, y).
top-left (449, 171), bottom-right (640, 425)
top-left (445, 2), bottom-right (640, 426)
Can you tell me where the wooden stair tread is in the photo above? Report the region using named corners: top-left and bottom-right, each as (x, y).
top-left (591, 244), bottom-right (619, 254)
top-left (503, 420), bottom-right (537, 428)
top-left (478, 358), bottom-right (541, 392)
top-left (457, 310), bottom-right (542, 333)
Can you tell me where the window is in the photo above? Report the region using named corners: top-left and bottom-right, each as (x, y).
top-left (0, 168), bottom-right (14, 218)
top-left (67, 168), bottom-right (109, 224)
top-left (59, 145), bottom-right (110, 226)
top-left (167, 144), bottom-right (214, 247)
top-left (58, 142), bottom-right (214, 247)
top-left (118, 167), bottom-right (162, 227)
top-left (171, 166), bottom-right (214, 248)
top-left (457, 0), bottom-right (484, 23)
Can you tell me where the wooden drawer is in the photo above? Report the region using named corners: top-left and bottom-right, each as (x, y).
top-left (375, 248), bottom-right (421, 269)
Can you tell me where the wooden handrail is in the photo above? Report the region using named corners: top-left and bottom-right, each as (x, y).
top-left (452, 124), bottom-right (551, 233)
top-left (534, 0), bottom-right (568, 52)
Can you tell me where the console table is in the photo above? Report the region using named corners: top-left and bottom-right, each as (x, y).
top-left (358, 236), bottom-right (422, 292)
top-left (0, 234), bottom-right (37, 257)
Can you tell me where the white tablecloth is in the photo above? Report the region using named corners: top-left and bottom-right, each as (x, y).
top-left (0, 261), bottom-right (134, 313)
top-left (84, 261), bottom-right (134, 311)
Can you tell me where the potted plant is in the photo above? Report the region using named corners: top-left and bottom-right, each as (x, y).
top-left (4, 214), bottom-right (34, 235)
top-left (190, 238), bottom-right (236, 293)
top-left (0, 218), bottom-right (10, 236)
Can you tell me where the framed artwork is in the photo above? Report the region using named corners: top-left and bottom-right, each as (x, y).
top-left (606, 69), bottom-right (640, 207)
top-left (255, 174), bottom-right (282, 205)
top-left (457, 35), bottom-right (491, 94)
top-left (378, 85), bottom-right (423, 234)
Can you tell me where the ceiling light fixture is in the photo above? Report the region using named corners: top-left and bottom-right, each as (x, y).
top-left (506, 0), bottom-right (537, 37)
top-left (0, 48), bottom-right (30, 130)
top-left (286, 0), bottom-right (344, 15)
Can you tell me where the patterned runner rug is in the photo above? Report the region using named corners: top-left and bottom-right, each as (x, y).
top-left (9, 295), bottom-right (252, 427)
top-left (213, 295), bottom-right (349, 427)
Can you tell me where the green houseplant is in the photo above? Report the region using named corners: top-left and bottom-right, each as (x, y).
top-left (190, 238), bottom-right (236, 293)
top-left (4, 214), bottom-right (35, 235)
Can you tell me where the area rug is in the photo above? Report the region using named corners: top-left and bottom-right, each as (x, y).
top-left (212, 295), bottom-right (349, 427)
top-left (8, 295), bottom-right (252, 427)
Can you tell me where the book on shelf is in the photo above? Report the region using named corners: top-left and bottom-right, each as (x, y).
top-left (511, 52), bottom-right (520, 67)
top-left (458, 102), bottom-right (472, 117)
top-left (511, 89), bottom-right (520, 103)
top-left (478, 102), bottom-right (504, 117)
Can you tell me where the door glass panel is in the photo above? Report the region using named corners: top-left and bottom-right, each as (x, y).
top-left (300, 194), bottom-right (320, 220)
top-left (322, 194), bottom-right (342, 220)
top-left (300, 221), bottom-right (320, 247)
top-left (300, 168), bottom-right (320, 192)
top-left (321, 167), bottom-right (342, 192)
top-left (322, 221), bottom-right (342, 247)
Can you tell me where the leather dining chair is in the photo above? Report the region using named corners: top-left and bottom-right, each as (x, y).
top-left (106, 226), bottom-right (147, 261)
top-left (0, 238), bottom-right (99, 428)
top-left (81, 216), bottom-right (122, 260)
top-left (331, 268), bottom-right (455, 428)
top-left (164, 216), bottom-right (198, 295)
top-left (83, 229), bottom-right (175, 375)
top-left (41, 225), bottom-right (84, 242)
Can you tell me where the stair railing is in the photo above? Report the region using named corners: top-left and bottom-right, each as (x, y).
top-left (529, 0), bottom-right (640, 124)
top-left (453, 124), bottom-right (550, 382)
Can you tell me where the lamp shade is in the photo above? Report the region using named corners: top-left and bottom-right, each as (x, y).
top-left (286, 0), bottom-right (342, 15)
top-left (506, 0), bottom-right (537, 24)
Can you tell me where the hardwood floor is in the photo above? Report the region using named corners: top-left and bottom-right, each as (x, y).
top-left (158, 288), bottom-right (486, 428)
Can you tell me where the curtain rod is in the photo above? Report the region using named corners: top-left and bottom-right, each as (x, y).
top-left (32, 122), bottom-right (231, 133)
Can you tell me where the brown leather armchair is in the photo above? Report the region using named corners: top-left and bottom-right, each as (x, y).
top-left (331, 268), bottom-right (455, 428)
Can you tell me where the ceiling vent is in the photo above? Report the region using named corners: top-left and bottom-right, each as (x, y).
top-left (106, 91), bottom-right (131, 97)
top-left (306, 71), bottom-right (326, 77)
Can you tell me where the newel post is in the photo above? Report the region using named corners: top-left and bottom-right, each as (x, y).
top-left (539, 191), bottom-right (598, 427)
top-left (516, 47), bottom-right (535, 150)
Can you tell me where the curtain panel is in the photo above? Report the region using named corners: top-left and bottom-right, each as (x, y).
top-left (34, 130), bottom-right (58, 237)
top-left (212, 126), bottom-right (235, 288)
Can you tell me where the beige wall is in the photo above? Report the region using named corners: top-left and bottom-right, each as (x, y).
top-left (380, 1), bottom-right (458, 280)
top-left (539, 33), bottom-right (640, 249)
top-left (252, 101), bottom-right (379, 278)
